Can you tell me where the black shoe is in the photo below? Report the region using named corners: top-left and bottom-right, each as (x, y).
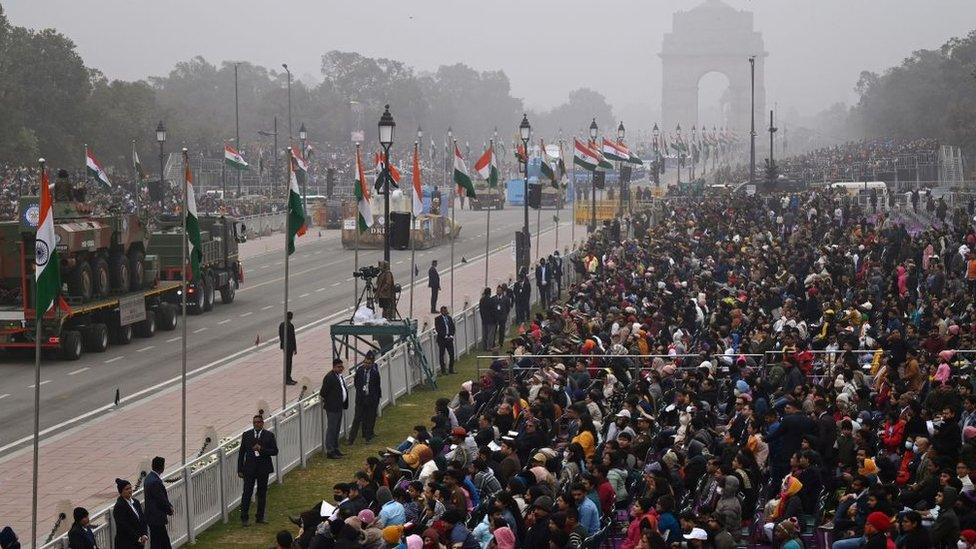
top-left (256, 519), bottom-right (268, 524)
top-left (286, 379), bottom-right (298, 385)
top-left (449, 370), bottom-right (456, 374)
top-left (430, 310), bottom-right (438, 314)
top-left (241, 520), bottom-right (250, 527)
top-left (327, 452), bottom-right (340, 459)
top-left (365, 436), bottom-right (374, 443)
top-left (347, 437), bottom-right (355, 445)
top-left (335, 450), bottom-right (346, 457)
top-left (289, 515), bottom-right (302, 527)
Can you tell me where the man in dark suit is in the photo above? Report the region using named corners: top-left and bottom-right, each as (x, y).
top-left (435, 306), bottom-right (455, 375)
top-left (535, 259), bottom-right (551, 309)
top-left (144, 456), bottom-right (173, 549)
top-left (428, 260), bottom-right (440, 314)
top-left (112, 478), bottom-right (148, 549)
top-left (513, 271), bottom-right (531, 324)
top-left (279, 311), bottom-right (297, 385)
top-left (348, 351), bottom-right (381, 444)
top-left (494, 284), bottom-right (512, 348)
top-left (67, 507), bottom-right (98, 549)
top-left (550, 251), bottom-right (564, 297)
top-left (319, 358), bottom-right (348, 459)
top-left (237, 414), bottom-right (279, 526)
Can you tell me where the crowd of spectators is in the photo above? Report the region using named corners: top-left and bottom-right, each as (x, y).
top-left (269, 176), bottom-right (976, 549)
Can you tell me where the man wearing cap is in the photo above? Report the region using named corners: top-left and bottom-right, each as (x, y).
top-left (349, 350), bottom-right (381, 444)
top-left (525, 495), bottom-right (553, 547)
top-left (863, 511), bottom-right (891, 549)
top-left (606, 408), bottom-right (636, 442)
top-left (144, 456), bottom-right (173, 548)
top-left (446, 427), bottom-right (473, 468)
top-left (683, 527), bottom-right (708, 548)
top-left (319, 358), bottom-right (348, 459)
top-left (112, 478), bottom-right (148, 549)
top-left (237, 414), bottom-right (278, 526)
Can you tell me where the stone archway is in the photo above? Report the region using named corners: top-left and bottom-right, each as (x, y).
top-left (660, 0), bottom-right (767, 132)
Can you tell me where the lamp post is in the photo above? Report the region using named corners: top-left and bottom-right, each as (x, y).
top-left (617, 121), bottom-right (625, 217)
top-left (690, 125), bottom-right (697, 181)
top-left (156, 121), bottom-right (167, 204)
top-left (652, 123), bottom-right (660, 187)
top-left (298, 122), bottom-right (308, 201)
top-left (445, 126), bottom-right (452, 188)
top-left (749, 55), bottom-right (756, 186)
top-left (675, 123), bottom-right (682, 187)
top-left (234, 62), bottom-right (241, 197)
top-left (417, 125), bottom-right (423, 165)
top-left (378, 105), bottom-right (396, 263)
top-left (589, 118), bottom-right (598, 232)
top-left (519, 114), bottom-right (531, 273)
top-left (282, 64), bottom-right (293, 141)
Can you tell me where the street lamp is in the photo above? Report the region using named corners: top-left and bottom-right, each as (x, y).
top-left (298, 122), bottom-right (308, 204)
top-left (588, 118), bottom-right (598, 232)
top-left (691, 125), bottom-right (697, 180)
top-left (617, 121), bottom-right (625, 141)
top-left (156, 121), bottom-right (166, 205)
top-left (417, 125), bottom-right (423, 164)
top-left (519, 114), bottom-right (531, 273)
top-left (652, 123), bottom-right (660, 187)
top-left (281, 64), bottom-right (292, 141)
top-left (378, 104), bottom-right (396, 263)
top-left (617, 122), bottom-right (626, 216)
top-left (675, 123), bottom-right (682, 187)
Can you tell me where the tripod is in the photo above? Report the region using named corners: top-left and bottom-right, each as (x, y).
top-left (350, 276), bottom-right (377, 322)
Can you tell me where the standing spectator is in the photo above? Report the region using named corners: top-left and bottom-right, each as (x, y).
top-left (535, 258), bottom-right (552, 309)
top-left (435, 306), bottom-right (456, 375)
top-left (376, 261), bottom-right (396, 320)
top-left (550, 251), bottom-right (564, 297)
top-left (495, 284), bottom-right (512, 348)
top-left (428, 260), bottom-right (440, 314)
top-left (279, 311), bottom-right (297, 385)
top-left (112, 478), bottom-right (148, 548)
top-left (513, 270), bottom-right (531, 324)
top-left (67, 507), bottom-right (98, 549)
top-left (319, 358), bottom-right (348, 459)
top-left (238, 414), bottom-right (278, 526)
top-left (144, 456), bottom-right (173, 549)
top-left (479, 288), bottom-right (497, 351)
top-left (349, 350), bottom-right (382, 444)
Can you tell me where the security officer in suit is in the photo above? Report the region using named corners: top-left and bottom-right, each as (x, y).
top-left (348, 351), bottom-right (382, 444)
top-left (144, 456), bottom-right (173, 549)
top-left (279, 311), bottom-right (297, 385)
top-left (237, 414), bottom-right (279, 526)
top-left (428, 260), bottom-right (441, 314)
top-left (435, 306), bottom-right (456, 375)
top-left (112, 478), bottom-right (148, 549)
top-left (319, 358), bottom-right (348, 459)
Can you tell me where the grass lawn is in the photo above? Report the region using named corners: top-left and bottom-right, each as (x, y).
top-left (192, 346), bottom-right (489, 548)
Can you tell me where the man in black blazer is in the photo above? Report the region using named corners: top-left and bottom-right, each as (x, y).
top-left (279, 311), bottom-right (297, 385)
top-left (428, 260), bottom-right (440, 314)
top-left (348, 351), bottom-right (382, 444)
top-left (535, 258), bottom-right (551, 309)
top-left (319, 358), bottom-right (348, 459)
top-left (112, 478), bottom-right (148, 549)
top-left (144, 456), bottom-right (173, 549)
top-left (237, 414), bottom-right (279, 526)
top-left (67, 507), bottom-right (98, 549)
top-left (435, 306), bottom-right (456, 375)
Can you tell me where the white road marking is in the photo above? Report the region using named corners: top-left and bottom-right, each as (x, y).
top-left (345, 277), bottom-right (354, 281)
top-left (261, 305), bottom-right (274, 310)
top-left (218, 319), bottom-right (232, 325)
top-left (395, 260), bottom-right (404, 265)
top-left (104, 356), bottom-right (125, 364)
top-left (193, 327), bottom-right (207, 333)
top-left (166, 337), bottom-right (180, 343)
top-left (274, 261), bottom-right (282, 266)
top-left (299, 293), bottom-right (309, 298)
top-left (260, 265), bottom-right (270, 269)
top-left (135, 345), bottom-right (155, 353)
top-left (27, 380), bottom-right (51, 388)
top-left (0, 394), bottom-right (8, 401)
top-left (67, 367), bottom-right (89, 376)
top-left (239, 312), bottom-right (253, 318)
top-left (316, 287), bottom-right (326, 292)
top-left (330, 282), bottom-right (341, 287)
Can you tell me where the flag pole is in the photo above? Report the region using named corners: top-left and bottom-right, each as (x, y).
top-left (484, 140), bottom-right (493, 290)
top-left (180, 149), bottom-right (188, 466)
top-left (132, 140), bottom-right (140, 212)
top-left (571, 154), bottom-right (576, 249)
top-left (30, 157), bottom-right (45, 549)
top-left (354, 144), bottom-right (360, 311)
top-left (409, 141), bottom-right (417, 320)
top-left (450, 140), bottom-right (456, 312)
top-left (282, 147), bottom-right (291, 408)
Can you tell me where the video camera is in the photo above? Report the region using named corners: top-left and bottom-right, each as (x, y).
top-left (353, 266), bottom-right (381, 280)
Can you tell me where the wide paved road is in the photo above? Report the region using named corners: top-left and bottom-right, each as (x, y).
top-left (0, 205), bottom-right (573, 453)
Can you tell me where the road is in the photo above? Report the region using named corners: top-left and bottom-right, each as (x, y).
top-left (0, 205), bottom-right (573, 453)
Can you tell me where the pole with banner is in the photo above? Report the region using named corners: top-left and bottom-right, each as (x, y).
top-left (474, 140), bottom-right (497, 289)
top-left (354, 144), bottom-right (361, 309)
top-left (180, 149), bottom-right (189, 467)
top-left (409, 141), bottom-right (421, 319)
top-left (450, 140), bottom-right (457, 311)
top-left (571, 152), bottom-right (576, 248)
top-left (282, 147), bottom-right (291, 408)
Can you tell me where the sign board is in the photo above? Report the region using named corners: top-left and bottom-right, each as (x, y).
top-left (745, 184), bottom-right (756, 196)
top-left (118, 294), bottom-right (146, 326)
top-left (350, 131), bottom-right (365, 143)
top-left (510, 240), bottom-right (516, 261)
top-left (343, 219), bottom-right (356, 230)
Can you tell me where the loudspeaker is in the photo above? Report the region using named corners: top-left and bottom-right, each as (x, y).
top-left (593, 171), bottom-right (606, 190)
top-left (390, 212), bottom-right (411, 249)
top-left (527, 183), bottom-right (541, 209)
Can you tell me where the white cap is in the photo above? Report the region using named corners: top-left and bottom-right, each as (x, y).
top-left (684, 528), bottom-right (708, 541)
top-left (615, 409), bottom-right (631, 419)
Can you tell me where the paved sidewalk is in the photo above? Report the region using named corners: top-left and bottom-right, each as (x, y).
top-left (0, 222), bottom-right (577, 543)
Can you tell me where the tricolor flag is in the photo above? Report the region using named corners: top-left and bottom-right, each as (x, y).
top-left (556, 141), bottom-right (567, 184)
top-left (453, 143), bottom-right (476, 198)
top-left (573, 139), bottom-right (599, 172)
top-left (34, 165), bottom-right (60, 314)
top-left (286, 152), bottom-right (307, 254)
top-left (411, 143), bottom-right (424, 216)
top-left (290, 147), bottom-right (309, 236)
top-left (601, 138), bottom-right (629, 162)
top-left (593, 141), bottom-right (614, 170)
top-left (182, 151), bottom-right (203, 281)
top-left (374, 152), bottom-right (401, 191)
top-left (354, 147), bottom-right (373, 232)
top-left (132, 144), bottom-right (147, 180)
top-left (539, 139), bottom-right (557, 188)
top-left (474, 142), bottom-right (499, 188)
top-left (224, 144), bottom-right (249, 170)
top-left (86, 147), bottom-right (111, 187)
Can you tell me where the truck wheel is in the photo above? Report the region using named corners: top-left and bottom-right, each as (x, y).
top-left (156, 304), bottom-right (178, 331)
top-left (91, 257), bottom-right (110, 298)
top-left (202, 274), bottom-right (215, 312)
top-left (83, 323), bottom-right (110, 352)
top-left (68, 262), bottom-right (94, 302)
top-left (129, 250), bottom-right (145, 291)
top-left (134, 312), bottom-right (156, 338)
top-left (59, 330), bottom-right (83, 360)
top-left (189, 285), bottom-right (204, 315)
top-left (110, 255), bottom-right (130, 293)
top-left (112, 324), bottom-right (133, 345)
top-left (220, 278), bottom-right (237, 304)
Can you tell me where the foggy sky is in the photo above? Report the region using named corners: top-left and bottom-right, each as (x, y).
top-left (5, 0), bottom-right (975, 125)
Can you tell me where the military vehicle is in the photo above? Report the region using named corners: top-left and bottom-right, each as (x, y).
top-left (149, 214), bottom-right (244, 314)
top-left (0, 172), bottom-right (180, 360)
top-left (539, 186), bottom-right (566, 209)
top-left (339, 200), bottom-right (460, 250)
top-left (468, 184), bottom-right (505, 210)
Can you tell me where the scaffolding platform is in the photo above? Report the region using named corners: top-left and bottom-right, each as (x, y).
top-left (329, 319), bottom-right (436, 388)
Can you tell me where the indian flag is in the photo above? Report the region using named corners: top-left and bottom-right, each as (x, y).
top-left (593, 142), bottom-right (614, 170)
top-left (287, 153), bottom-right (307, 254)
top-left (85, 147), bottom-right (111, 187)
top-left (224, 144), bottom-right (249, 170)
top-left (601, 138), bottom-right (628, 162)
top-left (453, 143), bottom-right (476, 198)
top-left (374, 152), bottom-right (401, 191)
top-left (473, 142), bottom-right (499, 188)
top-left (411, 143), bottom-right (423, 216)
top-left (182, 151), bottom-right (203, 281)
top-left (34, 165), bottom-right (60, 314)
top-left (354, 147), bottom-right (373, 232)
top-left (573, 139), bottom-right (598, 172)
top-left (539, 139), bottom-right (557, 188)
top-left (132, 144), bottom-right (147, 180)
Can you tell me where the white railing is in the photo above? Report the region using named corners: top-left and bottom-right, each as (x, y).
top-left (40, 254), bottom-right (578, 549)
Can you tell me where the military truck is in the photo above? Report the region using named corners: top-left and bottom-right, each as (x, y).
top-left (0, 174), bottom-right (180, 360)
top-left (149, 214), bottom-right (244, 314)
top-left (469, 184), bottom-right (505, 210)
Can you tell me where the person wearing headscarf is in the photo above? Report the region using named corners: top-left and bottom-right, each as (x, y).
top-left (774, 519), bottom-right (803, 549)
top-left (764, 475), bottom-right (803, 541)
top-left (492, 526), bottom-right (516, 549)
top-left (715, 476), bottom-right (742, 542)
top-left (930, 486), bottom-right (960, 549)
top-left (864, 511), bottom-right (892, 549)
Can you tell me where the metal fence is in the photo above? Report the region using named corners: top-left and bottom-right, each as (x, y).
top-left (40, 252), bottom-right (578, 549)
top-left (237, 212), bottom-right (285, 239)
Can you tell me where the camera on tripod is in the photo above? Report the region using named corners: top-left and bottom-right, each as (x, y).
top-left (353, 266), bottom-right (381, 279)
